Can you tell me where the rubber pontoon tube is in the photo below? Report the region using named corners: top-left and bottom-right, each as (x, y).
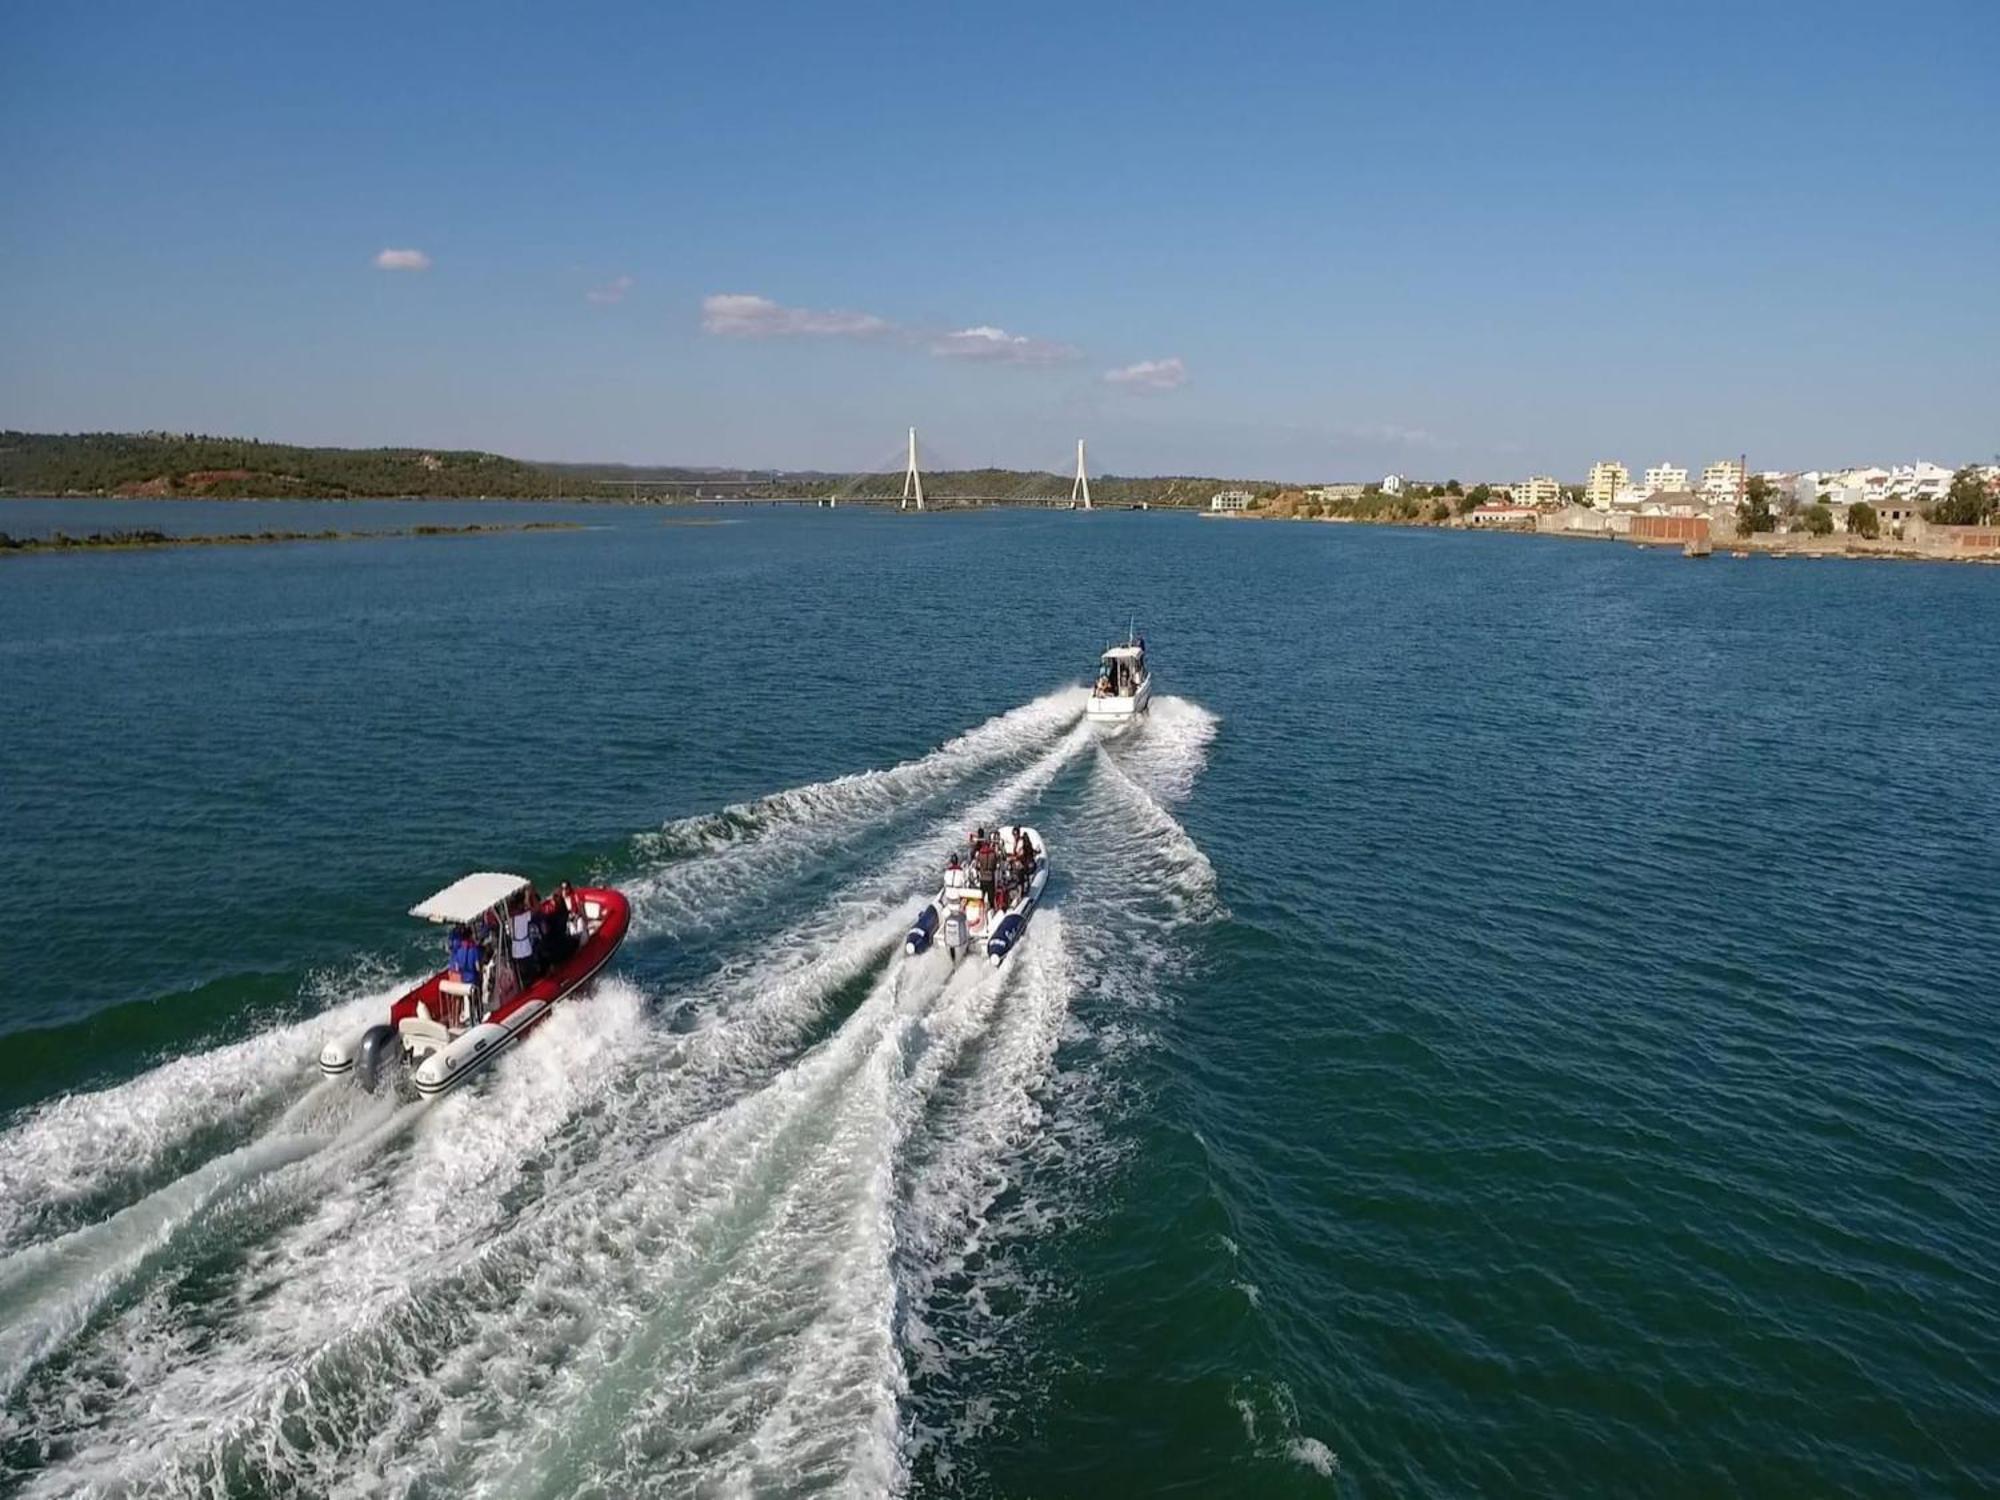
top-left (905, 905), bottom-right (938, 954)
top-left (987, 911), bottom-right (1025, 964)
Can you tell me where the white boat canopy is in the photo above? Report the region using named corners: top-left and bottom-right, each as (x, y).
top-left (409, 871), bottom-right (530, 924)
top-left (1101, 645), bottom-right (1144, 662)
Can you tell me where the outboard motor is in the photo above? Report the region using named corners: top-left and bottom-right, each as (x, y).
top-left (905, 905), bottom-right (938, 955)
top-left (987, 912), bottom-right (1025, 966)
top-left (354, 1023), bottom-right (401, 1093)
top-left (941, 907), bottom-right (969, 960)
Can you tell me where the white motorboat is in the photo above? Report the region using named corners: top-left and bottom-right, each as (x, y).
top-left (904, 825), bottom-right (1049, 966)
top-left (1086, 631), bottom-right (1152, 722)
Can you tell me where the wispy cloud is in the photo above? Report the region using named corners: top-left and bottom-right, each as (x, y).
top-left (700, 292), bottom-right (1084, 372)
top-left (373, 248), bottom-right (432, 272)
top-left (701, 293), bottom-right (892, 338)
top-left (929, 325), bottom-right (1080, 365)
top-left (1104, 356), bottom-right (1188, 391)
top-left (1334, 422), bottom-right (1452, 451)
top-left (586, 275), bottom-right (635, 305)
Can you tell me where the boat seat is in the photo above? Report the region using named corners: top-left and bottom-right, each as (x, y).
top-left (399, 1016), bottom-right (451, 1058)
top-left (438, 978), bottom-right (474, 1029)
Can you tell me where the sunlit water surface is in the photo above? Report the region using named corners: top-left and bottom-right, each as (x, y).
top-left (1, 502), bottom-right (1994, 1497)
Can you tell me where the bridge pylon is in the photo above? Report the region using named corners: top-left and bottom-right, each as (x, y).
top-left (1071, 439), bottom-right (1092, 509)
top-left (901, 427), bottom-right (924, 512)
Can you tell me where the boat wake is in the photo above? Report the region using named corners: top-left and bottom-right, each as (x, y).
top-left (0, 691), bottom-right (1220, 1497)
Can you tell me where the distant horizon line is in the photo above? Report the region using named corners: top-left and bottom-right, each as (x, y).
top-left (6, 427), bottom-right (1994, 490)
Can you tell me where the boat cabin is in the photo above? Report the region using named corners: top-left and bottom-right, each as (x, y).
top-left (1095, 642), bottom-right (1147, 698)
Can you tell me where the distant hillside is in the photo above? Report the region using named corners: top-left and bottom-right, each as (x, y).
top-left (0, 431), bottom-right (558, 499)
top-left (0, 431), bottom-right (1280, 508)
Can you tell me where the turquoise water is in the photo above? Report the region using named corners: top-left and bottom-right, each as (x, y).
top-left (1, 504), bottom-right (1994, 1497)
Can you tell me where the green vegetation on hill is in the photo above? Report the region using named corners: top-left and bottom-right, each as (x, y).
top-left (0, 431), bottom-right (559, 499)
top-left (0, 430), bottom-right (1278, 508)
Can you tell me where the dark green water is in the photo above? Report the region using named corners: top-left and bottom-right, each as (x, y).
top-left (0, 502), bottom-right (1994, 1497)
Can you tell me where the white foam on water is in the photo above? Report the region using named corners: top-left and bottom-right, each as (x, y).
top-left (0, 973), bottom-right (405, 1254)
top-left (900, 713), bottom-right (1224, 1487)
top-left (637, 687), bottom-right (1085, 859)
top-left (1289, 1436), bottom-right (1339, 1477)
top-left (1102, 694), bottom-right (1219, 808)
top-left (422, 959), bottom-right (947, 1497)
top-left (1232, 1377), bottom-right (1337, 1483)
top-left (11, 706), bottom-right (1101, 1497)
top-left (898, 916), bottom-right (1074, 1388)
top-left (8, 980), bottom-right (650, 1495)
top-left (461, 939), bottom-right (1039, 1497)
top-left (0, 1129), bottom-right (324, 1408)
top-left (626, 687), bottom-right (1086, 938)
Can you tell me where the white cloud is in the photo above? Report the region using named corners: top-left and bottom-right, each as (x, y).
top-left (1334, 422), bottom-right (1453, 451)
top-left (1104, 356), bottom-right (1188, 391)
top-left (586, 275), bottom-right (635, 305)
top-left (373, 248), bottom-right (432, 272)
top-left (930, 325), bottom-right (1080, 365)
top-left (701, 293), bottom-right (892, 338)
top-left (701, 291), bottom-right (1085, 372)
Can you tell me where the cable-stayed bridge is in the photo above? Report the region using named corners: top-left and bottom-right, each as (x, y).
top-left (577, 431), bottom-right (1132, 508)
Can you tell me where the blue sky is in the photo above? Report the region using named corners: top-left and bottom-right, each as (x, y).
top-left (3, 0), bottom-right (1995, 480)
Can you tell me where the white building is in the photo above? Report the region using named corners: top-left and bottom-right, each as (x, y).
top-left (1586, 461), bottom-right (1629, 509)
top-left (1886, 462), bottom-right (1954, 503)
top-left (1514, 475), bottom-right (1562, 508)
top-left (1309, 483), bottom-right (1365, 503)
top-left (1209, 490), bottom-right (1253, 512)
top-left (1382, 474), bottom-right (1406, 496)
top-left (1466, 503), bottom-right (1538, 527)
top-left (1700, 459), bottom-right (1744, 501)
top-left (1642, 463), bottom-right (1688, 495)
top-left (1641, 490), bottom-right (1709, 518)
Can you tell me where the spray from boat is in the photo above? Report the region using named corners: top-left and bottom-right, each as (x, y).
top-left (0, 688), bottom-right (1217, 1498)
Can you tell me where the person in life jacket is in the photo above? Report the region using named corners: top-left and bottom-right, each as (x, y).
top-left (509, 892), bottom-right (540, 984)
top-left (538, 890), bottom-right (574, 966)
top-left (973, 832), bottom-right (998, 899)
top-left (445, 925), bottom-right (481, 1025)
top-left (942, 852), bottom-right (968, 893)
top-left (447, 925), bottom-right (480, 985)
top-left (1011, 829), bottom-right (1036, 888)
top-left (559, 881), bottom-right (587, 946)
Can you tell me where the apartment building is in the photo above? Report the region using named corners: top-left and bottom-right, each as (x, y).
top-left (1700, 459), bottom-right (1745, 500)
top-left (1586, 461), bottom-right (1629, 508)
top-left (1514, 475), bottom-right (1562, 508)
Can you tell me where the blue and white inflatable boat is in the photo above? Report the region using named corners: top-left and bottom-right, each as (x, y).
top-left (904, 825), bottom-right (1049, 966)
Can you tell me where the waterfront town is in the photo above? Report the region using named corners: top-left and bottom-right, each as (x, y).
top-left (1210, 458), bottom-right (2000, 559)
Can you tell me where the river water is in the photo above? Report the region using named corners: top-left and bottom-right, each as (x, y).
top-left (0, 502), bottom-right (1994, 1497)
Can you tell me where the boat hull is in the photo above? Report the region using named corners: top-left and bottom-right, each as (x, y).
top-left (1086, 674), bottom-right (1151, 720)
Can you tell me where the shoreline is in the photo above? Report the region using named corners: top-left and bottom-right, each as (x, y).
top-left (0, 520), bottom-right (585, 556)
top-left (1201, 509), bottom-right (2000, 566)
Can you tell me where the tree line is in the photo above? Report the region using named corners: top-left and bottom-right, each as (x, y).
top-left (0, 431), bottom-right (559, 499)
top-left (0, 432), bottom-right (1278, 508)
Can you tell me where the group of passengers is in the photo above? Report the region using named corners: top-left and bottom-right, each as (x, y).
top-left (442, 882), bottom-right (588, 1022)
top-left (944, 827), bottom-right (1038, 914)
top-left (1093, 639), bottom-right (1145, 698)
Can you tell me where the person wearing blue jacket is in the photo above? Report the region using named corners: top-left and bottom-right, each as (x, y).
top-left (448, 926), bottom-right (480, 984)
